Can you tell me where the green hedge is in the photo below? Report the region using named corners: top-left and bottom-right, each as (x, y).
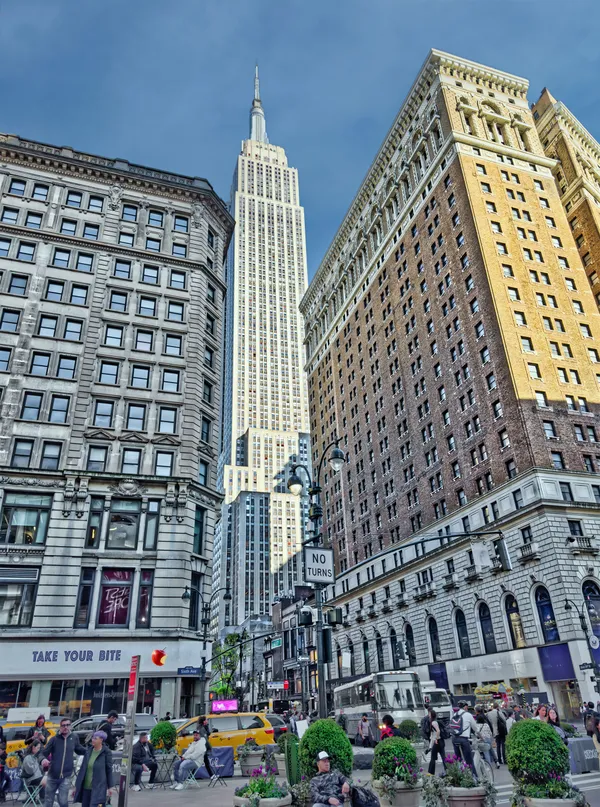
top-left (299, 719), bottom-right (353, 777)
top-left (506, 719), bottom-right (569, 783)
top-left (150, 720), bottom-right (177, 750)
top-left (372, 737), bottom-right (417, 780)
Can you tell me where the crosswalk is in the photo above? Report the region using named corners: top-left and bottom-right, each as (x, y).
top-left (494, 773), bottom-right (600, 805)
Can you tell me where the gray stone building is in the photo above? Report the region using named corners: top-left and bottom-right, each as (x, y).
top-left (0, 133), bottom-right (233, 719)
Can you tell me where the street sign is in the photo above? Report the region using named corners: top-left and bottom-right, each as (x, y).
top-left (118, 655), bottom-right (140, 807)
top-left (304, 547), bottom-right (335, 584)
top-left (271, 638), bottom-right (283, 649)
top-left (298, 655), bottom-right (310, 663)
top-left (177, 666), bottom-right (202, 675)
top-left (267, 680), bottom-right (285, 689)
top-left (580, 662), bottom-right (595, 670)
top-left (590, 636), bottom-right (600, 650)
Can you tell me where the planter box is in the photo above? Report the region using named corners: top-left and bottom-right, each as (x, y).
top-left (524, 800), bottom-right (577, 807)
top-left (447, 786), bottom-right (487, 807)
top-left (272, 753), bottom-right (286, 776)
top-left (372, 779), bottom-right (422, 807)
top-left (234, 795), bottom-right (293, 807)
top-left (239, 752), bottom-right (265, 776)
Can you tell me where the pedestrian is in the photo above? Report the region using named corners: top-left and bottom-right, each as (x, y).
top-left (427, 709), bottom-right (447, 775)
top-left (487, 703), bottom-right (507, 765)
top-left (476, 713), bottom-right (499, 769)
top-left (505, 710), bottom-right (515, 733)
top-left (380, 714), bottom-right (399, 741)
top-left (25, 716), bottom-right (51, 747)
top-left (548, 708), bottom-right (567, 745)
top-left (450, 702), bottom-right (480, 777)
top-left (310, 751), bottom-right (351, 807)
top-left (22, 740), bottom-right (45, 798)
top-left (131, 732), bottom-right (158, 791)
top-left (162, 712), bottom-right (172, 722)
top-left (41, 717), bottom-right (87, 807)
top-left (171, 730), bottom-right (206, 790)
top-left (96, 712), bottom-right (119, 751)
top-left (357, 714), bottom-right (374, 748)
top-left (533, 705), bottom-right (549, 723)
top-left (197, 718), bottom-right (214, 778)
top-left (584, 701), bottom-right (600, 736)
top-left (73, 731), bottom-right (114, 807)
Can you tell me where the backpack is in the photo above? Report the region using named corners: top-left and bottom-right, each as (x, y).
top-left (351, 785), bottom-right (380, 807)
top-left (497, 714), bottom-right (507, 738)
top-left (448, 712), bottom-right (465, 738)
top-left (420, 716), bottom-right (431, 740)
top-left (585, 711), bottom-right (598, 737)
top-left (438, 720), bottom-right (451, 740)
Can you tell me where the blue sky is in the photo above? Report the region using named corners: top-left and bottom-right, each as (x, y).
top-left (1, 0), bottom-right (599, 279)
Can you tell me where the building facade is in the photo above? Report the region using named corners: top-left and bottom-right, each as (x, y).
top-left (0, 133), bottom-right (233, 718)
top-left (213, 69), bottom-right (311, 629)
top-left (300, 51), bottom-right (600, 718)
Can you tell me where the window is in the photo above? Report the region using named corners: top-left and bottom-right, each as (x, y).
top-left (83, 224), bottom-right (99, 240)
top-left (11, 439), bottom-right (34, 468)
top-left (53, 249), bottom-right (71, 268)
top-left (543, 420), bottom-right (557, 438)
top-left (521, 337), bottom-right (534, 353)
top-left (142, 265), bottom-right (159, 284)
top-left (455, 609), bottom-right (471, 658)
top-left (502, 264), bottom-right (514, 277)
top-left (155, 451), bottom-right (173, 476)
top-left (174, 215), bottom-right (189, 233)
top-left (203, 380), bottom-right (213, 404)
top-left (76, 253), bottom-right (93, 272)
top-left (146, 237), bottom-right (161, 252)
top-left (139, 296), bottom-right (156, 317)
top-left (21, 392), bottom-right (43, 420)
top-left (207, 284), bottom-right (216, 304)
top-left (170, 270), bottom-right (186, 289)
top-left (499, 429), bottom-right (510, 449)
top-left (94, 400), bottom-right (114, 428)
top-left (25, 212), bottom-right (42, 229)
top-left (207, 229), bottom-right (215, 248)
top-left (97, 569), bottom-right (133, 626)
top-left (60, 219), bottom-right (77, 236)
top-left (158, 407), bottom-right (177, 433)
top-left (479, 603), bottom-right (497, 654)
top-left (551, 451), bottom-right (565, 470)
top-left (528, 363), bottom-right (541, 380)
top-left (122, 204), bottom-right (138, 222)
top-left (201, 416), bottom-right (211, 443)
top-left (162, 369), bottom-right (180, 392)
top-left (40, 441), bottom-right (61, 470)
top-left (8, 275), bottom-right (28, 295)
top-left (135, 330), bottom-right (153, 351)
top-left (126, 403), bottom-right (146, 431)
top-left (74, 568), bottom-right (95, 627)
top-left (66, 190), bottom-right (82, 207)
top-left (481, 182), bottom-right (491, 194)
top-left (206, 314), bottom-right (216, 335)
top-left (167, 301), bottom-right (184, 321)
top-left (44, 281), bottom-right (63, 302)
top-left (118, 232), bottom-right (134, 247)
top-left (57, 356), bottom-right (77, 379)
top-left (136, 570), bottom-right (154, 627)
top-left (105, 325), bottom-right (124, 347)
top-left (49, 395), bottom-right (69, 423)
top-left (109, 291), bottom-right (128, 312)
top-left (114, 260), bottom-right (132, 279)
top-left (0, 347), bottom-right (11, 372)
top-left (0, 238), bottom-right (10, 257)
top-left (204, 347), bottom-right (214, 368)
top-left (199, 459), bottom-right (209, 486)
top-left (121, 448), bottom-right (141, 475)
top-left (172, 243), bottom-right (187, 258)
top-left (508, 287), bottom-right (520, 302)
top-left (88, 195), bottom-right (103, 213)
top-left (144, 501), bottom-right (161, 551)
top-left (0, 492), bottom-right (53, 547)
top-left (99, 362), bottom-right (119, 385)
top-left (107, 500), bottom-right (141, 550)
top-left (131, 365), bottom-right (150, 388)
top-left (164, 333), bottom-right (182, 355)
top-left (37, 315), bottom-right (56, 337)
top-left (514, 312), bottom-right (527, 326)
top-left (33, 184), bottom-right (49, 201)
top-left (148, 210), bottom-right (164, 227)
top-left (560, 481), bottom-right (573, 501)
top-left (70, 285), bottom-right (88, 306)
top-left (63, 319), bottom-right (83, 340)
top-left (17, 242), bottom-right (35, 261)
top-left (1, 207), bottom-right (18, 224)
top-left (8, 179), bottom-right (26, 196)
top-left (87, 446), bottom-right (108, 472)
top-left (0, 566), bottom-right (38, 627)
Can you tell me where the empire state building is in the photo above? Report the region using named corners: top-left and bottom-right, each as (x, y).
top-left (213, 68), bottom-right (311, 628)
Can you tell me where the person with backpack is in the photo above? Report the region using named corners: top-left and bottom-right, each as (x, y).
top-left (449, 702), bottom-right (481, 777)
top-left (584, 702), bottom-right (599, 737)
top-left (379, 714), bottom-right (400, 741)
top-left (487, 704), bottom-right (507, 765)
top-left (427, 710), bottom-right (448, 775)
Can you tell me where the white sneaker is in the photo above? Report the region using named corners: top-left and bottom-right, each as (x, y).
top-left (174, 783), bottom-right (185, 790)
top-left (132, 785), bottom-right (141, 792)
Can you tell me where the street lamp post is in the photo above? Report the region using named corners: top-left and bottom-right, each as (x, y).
top-left (565, 597), bottom-right (600, 696)
top-left (287, 437), bottom-right (345, 719)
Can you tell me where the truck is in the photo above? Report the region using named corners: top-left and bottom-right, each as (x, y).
top-left (421, 680), bottom-right (452, 723)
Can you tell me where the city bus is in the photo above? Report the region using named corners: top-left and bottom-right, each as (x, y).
top-left (333, 671), bottom-right (426, 743)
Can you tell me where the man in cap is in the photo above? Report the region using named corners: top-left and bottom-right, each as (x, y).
top-left (310, 752), bottom-right (350, 807)
top-left (171, 730), bottom-right (206, 790)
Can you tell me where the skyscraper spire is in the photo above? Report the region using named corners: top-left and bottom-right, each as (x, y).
top-left (249, 64), bottom-right (268, 144)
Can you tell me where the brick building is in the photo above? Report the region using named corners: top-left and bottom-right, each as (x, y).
top-left (300, 51), bottom-right (600, 716)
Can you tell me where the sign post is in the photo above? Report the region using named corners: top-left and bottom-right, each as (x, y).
top-left (303, 547), bottom-right (336, 719)
top-left (118, 655), bottom-right (140, 807)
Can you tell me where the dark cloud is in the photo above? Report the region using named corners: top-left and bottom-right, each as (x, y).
top-left (0, 0), bottom-right (598, 279)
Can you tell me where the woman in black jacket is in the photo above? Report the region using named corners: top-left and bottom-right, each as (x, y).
top-left (73, 732), bottom-right (114, 807)
top-left (25, 716), bottom-right (51, 747)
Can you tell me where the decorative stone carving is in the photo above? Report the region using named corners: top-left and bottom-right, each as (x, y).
top-left (191, 203), bottom-right (204, 229)
top-left (63, 478), bottom-right (76, 516)
top-left (108, 478), bottom-right (148, 497)
top-left (108, 185), bottom-right (123, 211)
top-left (76, 478), bottom-right (89, 518)
top-left (0, 476), bottom-right (65, 488)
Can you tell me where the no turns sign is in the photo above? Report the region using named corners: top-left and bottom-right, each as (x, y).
top-left (304, 547), bottom-right (336, 584)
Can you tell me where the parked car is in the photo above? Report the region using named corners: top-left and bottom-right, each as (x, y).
top-left (265, 713), bottom-right (287, 741)
top-left (70, 713), bottom-right (157, 745)
top-left (4, 722), bottom-right (58, 754)
top-left (176, 712), bottom-right (274, 756)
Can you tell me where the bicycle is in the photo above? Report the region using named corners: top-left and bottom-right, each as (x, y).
top-left (471, 740), bottom-right (494, 783)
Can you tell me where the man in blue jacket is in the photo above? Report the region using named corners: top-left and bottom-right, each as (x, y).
top-left (41, 717), bottom-right (87, 807)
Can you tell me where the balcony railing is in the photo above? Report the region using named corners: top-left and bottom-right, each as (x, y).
top-left (442, 572), bottom-right (459, 590)
top-left (414, 581), bottom-right (437, 601)
top-left (518, 542), bottom-right (540, 562)
top-left (381, 598), bottom-right (392, 613)
top-left (490, 556), bottom-right (504, 574)
top-left (397, 592), bottom-right (409, 608)
top-left (368, 604), bottom-right (378, 618)
top-left (355, 609), bottom-right (366, 622)
top-left (569, 535), bottom-right (599, 556)
top-left (464, 564), bottom-right (484, 582)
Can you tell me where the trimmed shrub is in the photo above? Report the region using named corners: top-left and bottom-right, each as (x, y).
top-left (150, 720), bottom-right (177, 750)
top-left (506, 719), bottom-right (569, 784)
top-left (398, 720), bottom-right (420, 742)
top-left (560, 721), bottom-right (577, 737)
top-left (372, 737), bottom-right (417, 780)
top-left (299, 719), bottom-right (353, 777)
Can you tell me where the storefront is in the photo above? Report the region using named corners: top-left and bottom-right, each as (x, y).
top-left (0, 639), bottom-right (206, 719)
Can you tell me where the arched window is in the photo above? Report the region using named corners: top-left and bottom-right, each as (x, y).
top-left (479, 602), bottom-right (497, 654)
top-left (390, 628), bottom-right (402, 668)
top-left (505, 595), bottom-right (527, 649)
top-left (375, 632), bottom-right (385, 671)
top-left (583, 581), bottom-right (600, 643)
top-left (363, 636), bottom-right (371, 674)
top-left (455, 609), bottom-right (471, 658)
top-left (535, 587), bottom-right (560, 643)
top-left (428, 618), bottom-right (441, 662)
top-left (405, 624), bottom-right (417, 666)
top-left (348, 640), bottom-right (355, 676)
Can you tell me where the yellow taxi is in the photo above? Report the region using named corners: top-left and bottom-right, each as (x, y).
top-left (3, 722), bottom-right (58, 755)
top-left (176, 712), bottom-right (274, 756)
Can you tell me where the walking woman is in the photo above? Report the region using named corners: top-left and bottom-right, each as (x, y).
top-left (427, 710), bottom-right (446, 775)
top-left (73, 732), bottom-right (114, 807)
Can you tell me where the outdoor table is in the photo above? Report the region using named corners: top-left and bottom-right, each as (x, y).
top-left (153, 753), bottom-right (177, 788)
